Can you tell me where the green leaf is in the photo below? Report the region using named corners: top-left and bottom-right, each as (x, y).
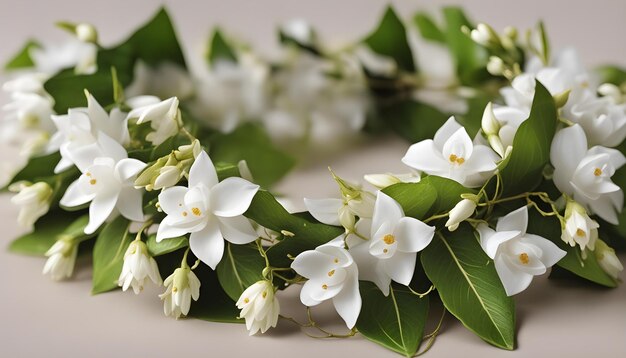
top-left (596, 65), bottom-right (626, 86)
top-left (6, 152), bottom-right (61, 187)
top-left (414, 13), bottom-right (446, 43)
top-left (208, 123), bottom-right (295, 187)
top-left (146, 234), bottom-right (187, 257)
top-left (8, 213), bottom-right (83, 256)
top-left (499, 80), bottom-right (557, 195)
top-left (379, 100), bottom-right (449, 143)
top-left (382, 182), bottom-right (437, 219)
top-left (44, 71), bottom-right (114, 113)
top-left (5, 40), bottom-right (39, 70)
top-left (356, 282), bottom-right (429, 357)
top-left (92, 216), bottom-right (132, 294)
top-left (456, 93), bottom-right (492, 137)
top-left (441, 7), bottom-right (489, 85)
top-left (421, 226), bottom-right (515, 350)
top-left (188, 264), bottom-right (242, 323)
top-left (422, 175), bottom-right (471, 216)
top-left (364, 6), bottom-right (415, 73)
top-left (216, 243), bottom-right (265, 301)
top-left (207, 28), bottom-right (237, 64)
top-left (245, 191), bottom-right (343, 268)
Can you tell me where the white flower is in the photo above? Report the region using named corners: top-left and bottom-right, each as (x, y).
top-left (236, 280), bottom-right (280, 335)
top-left (75, 23), bottom-right (98, 43)
top-left (60, 134), bottom-right (146, 234)
top-left (3, 91), bottom-right (55, 133)
top-left (487, 56), bottom-right (505, 76)
top-left (305, 181), bottom-right (375, 231)
top-left (10, 182), bottom-right (53, 228)
top-left (125, 60), bottom-right (194, 100)
top-left (30, 39), bottom-right (97, 75)
top-left (291, 243), bottom-right (361, 328)
top-left (490, 105), bottom-right (528, 150)
top-left (477, 206), bottom-right (566, 296)
top-left (156, 151), bottom-right (260, 269)
top-left (348, 192), bottom-right (435, 295)
top-left (561, 201), bottom-right (599, 251)
top-left (159, 266), bottom-right (201, 318)
top-left (281, 19), bottom-right (314, 46)
top-left (127, 96), bottom-right (181, 145)
top-left (190, 55), bottom-right (267, 133)
top-left (118, 240), bottom-right (162, 294)
top-left (354, 45), bottom-right (397, 77)
top-left (446, 198), bottom-right (477, 231)
top-left (402, 117), bottom-right (499, 187)
top-left (48, 92), bottom-right (129, 173)
top-left (595, 240), bottom-right (623, 280)
top-left (43, 237), bottom-right (78, 281)
top-left (470, 24), bottom-right (493, 46)
top-left (550, 124), bottom-right (626, 224)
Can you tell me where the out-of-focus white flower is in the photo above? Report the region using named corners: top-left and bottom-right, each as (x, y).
top-left (402, 117), bottom-right (499, 187)
top-left (125, 60), bottom-right (194, 100)
top-left (477, 206), bottom-right (566, 296)
top-left (127, 96), bottom-right (181, 145)
top-left (118, 240), bottom-right (162, 294)
top-left (487, 56), bottom-right (505, 76)
top-left (348, 192), bottom-right (434, 295)
top-left (281, 19), bottom-right (315, 46)
top-left (446, 198), bottom-right (477, 231)
top-left (551, 124), bottom-right (626, 224)
top-left (190, 54), bottom-right (268, 133)
top-left (48, 92), bottom-right (129, 173)
top-left (354, 45), bottom-right (397, 77)
top-left (364, 171), bottom-right (421, 189)
top-left (10, 181), bottom-right (53, 228)
top-left (30, 39), bottom-right (97, 75)
top-left (470, 24), bottom-right (493, 46)
top-left (160, 266), bottom-right (201, 319)
top-left (75, 23), bottom-right (98, 43)
top-left (561, 200), bottom-right (599, 251)
top-left (291, 242), bottom-right (361, 328)
top-left (43, 237), bottom-right (78, 281)
top-left (236, 280), bottom-right (280, 335)
top-left (60, 134), bottom-right (146, 234)
top-left (595, 239), bottom-right (623, 280)
top-left (156, 151), bottom-right (259, 269)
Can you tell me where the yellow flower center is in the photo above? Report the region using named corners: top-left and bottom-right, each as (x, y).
top-left (334, 258), bottom-right (339, 264)
top-left (449, 154), bottom-right (465, 165)
top-left (191, 207), bottom-right (202, 216)
top-left (262, 291), bottom-right (267, 299)
top-left (244, 298), bottom-right (249, 303)
top-left (322, 284), bottom-right (328, 290)
top-left (383, 234), bottom-right (395, 245)
top-left (182, 211), bottom-right (188, 217)
top-left (519, 253), bottom-right (530, 265)
top-left (328, 270), bottom-right (335, 277)
top-left (89, 179), bottom-right (97, 185)
top-left (575, 228), bottom-right (586, 237)
top-left (594, 167), bottom-right (603, 177)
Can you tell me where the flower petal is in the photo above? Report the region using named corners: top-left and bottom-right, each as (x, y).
top-left (478, 225), bottom-right (521, 260)
top-left (189, 217), bottom-right (224, 269)
top-left (189, 151), bottom-right (218, 189)
top-left (60, 180), bottom-right (94, 207)
top-left (115, 158), bottom-right (146, 182)
top-left (349, 243), bottom-right (391, 295)
top-left (401, 140), bottom-right (448, 173)
top-left (372, 192), bottom-right (404, 236)
top-left (210, 177), bottom-right (259, 217)
top-left (496, 206), bottom-right (528, 235)
top-left (551, 125), bottom-right (587, 194)
top-left (158, 186), bottom-right (188, 214)
top-left (495, 256), bottom-right (534, 296)
top-left (523, 234), bottom-right (566, 267)
top-left (218, 215), bottom-right (257, 244)
top-left (117, 187), bottom-right (144, 222)
top-left (291, 250), bottom-right (335, 281)
top-left (156, 215), bottom-right (194, 241)
top-left (433, 117), bottom-right (463, 149)
top-left (304, 198), bottom-right (343, 226)
top-left (299, 280), bottom-right (323, 307)
top-left (381, 251), bottom-right (416, 285)
top-left (332, 267), bottom-right (361, 329)
top-left (85, 192), bottom-right (118, 234)
top-left (394, 217), bottom-right (435, 253)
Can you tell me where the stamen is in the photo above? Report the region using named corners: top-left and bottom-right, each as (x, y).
top-left (191, 207), bottom-right (201, 216)
top-left (244, 298), bottom-right (249, 304)
top-left (89, 179), bottom-right (97, 185)
top-left (383, 234), bottom-right (395, 245)
top-left (322, 284), bottom-right (328, 290)
top-left (328, 270), bottom-right (335, 277)
top-left (594, 168), bottom-right (603, 177)
top-left (575, 228), bottom-right (586, 237)
top-left (519, 253), bottom-right (529, 265)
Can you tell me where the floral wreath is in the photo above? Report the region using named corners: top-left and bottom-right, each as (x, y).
top-left (3, 5), bottom-right (624, 356)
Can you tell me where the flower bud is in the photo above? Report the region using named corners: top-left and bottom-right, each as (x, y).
top-left (471, 23), bottom-right (494, 46)
top-left (43, 236), bottom-right (78, 281)
top-left (118, 240), bottom-right (162, 294)
top-left (488, 135), bottom-right (505, 157)
top-left (487, 57), bottom-right (505, 76)
top-left (10, 181), bottom-right (53, 227)
top-left (553, 89), bottom-right (571, 108)
top-left (363, 173), bottom-right (401, 189)
top-left (561, 201), bottom-right (599, 250)
top-left (236, 280), bottom-right (280, 335)
top-left (598, 83), bottom-right (623, 104)
top-left (153, 165), bottom-right (182, 190)
top-left (160, 266), bottom-right (201, 318)
top-left (595, 240), bottom-right (623, 280)
top-left (339, 204), bottom-right (356, 231)
top-left (76, 23), bottom-right (98, 43)
top-left (446, 198), bottom-right (477, 231)
top-left (481, 102), bottom-right (500, 135)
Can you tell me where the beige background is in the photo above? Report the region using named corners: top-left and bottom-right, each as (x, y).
top-left (1, 1), bottom-right (625, 357)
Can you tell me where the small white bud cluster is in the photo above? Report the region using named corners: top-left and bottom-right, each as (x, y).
top-left (135, 139), bottom-right (202, 191)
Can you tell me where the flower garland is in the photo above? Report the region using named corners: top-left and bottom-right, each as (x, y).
top-left (2, 5), bottom-right (625, 356)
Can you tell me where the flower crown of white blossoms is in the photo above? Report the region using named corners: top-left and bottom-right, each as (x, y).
top-left (3, 6), bottom-right (625, 356)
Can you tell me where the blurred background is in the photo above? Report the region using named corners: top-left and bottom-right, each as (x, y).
top-left (0, 1), bottom-right (624, 357)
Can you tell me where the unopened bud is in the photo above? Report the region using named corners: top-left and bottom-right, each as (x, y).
top-left (76, 23), bottom-right (98, 43)
top-left (553, 89), bottom-right (571, 108)
top-left (487, 56), bottom-right (505, 76)
top-left (481, 102), bottom-right (500, 135)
